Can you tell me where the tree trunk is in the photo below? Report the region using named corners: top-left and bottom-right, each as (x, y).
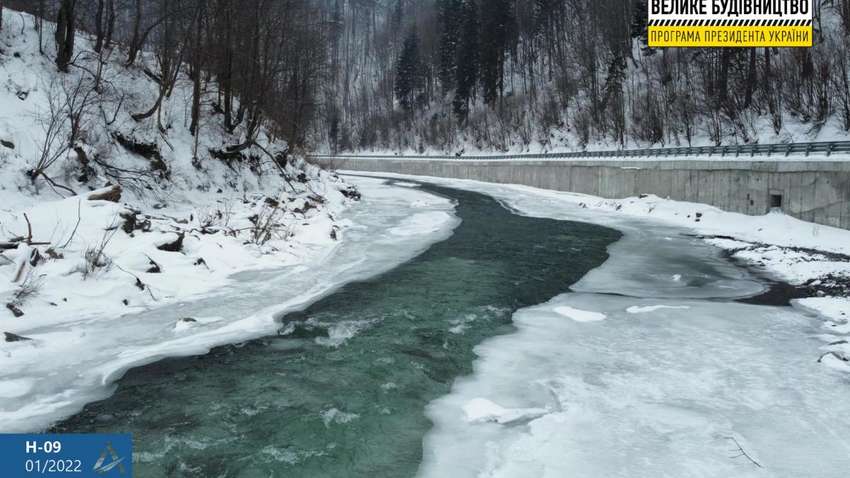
top-left (222, 0), bottom-right (234, 131)
top-left (37, 0), bottom-right (44, 54)
top-left (190, 1), bottom-right (205, 136)
top-left (744, 48), bottom-right (757, 108)
top-left (127, 0), bottom-right (143, 65)
top-left (104, 0), bottom-right (115, 49)
top-left (0, 0), bottom-right (5, 33)
top-left (55, 0), bottom-right (76, 72)
top-left (94, 0), bottom-right (104, 53)
top-left (843, 0), bottom-right (850, 34)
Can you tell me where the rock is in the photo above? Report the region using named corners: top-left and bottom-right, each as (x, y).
top-left (88, 185), bottom-right (123, 203)
top-left (27, 248), bottom-right (43, 267)
top-left (120, 211), bottom-right (138, 234)
top-left (180, 318), bottom-right (198, 323)
top-left (119, 211), bottom-right (151, 235)
top-left (339, 186), bottom-right (362, 201)
top-left (264, 197), bottom-right (280, 208)
top-left (156, 232), bottom-right (184, 252)
top-left (113, 133), bottom-right (168, 174)
top-left (0, 139), bottom-right (14, 149)
top-left (3, 332), bottom-right (31, 342)
top-left (146, 259), bottom-right (162, 274)
top-left (45, 248), bottom-right (64, 260)
top-left (5, 303), bottom-right (24, 318)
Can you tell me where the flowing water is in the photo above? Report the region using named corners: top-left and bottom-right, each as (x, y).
top-left (52, 179), bottom-right (850, 477)
top-left (54, 183), bottom-right (621, 477)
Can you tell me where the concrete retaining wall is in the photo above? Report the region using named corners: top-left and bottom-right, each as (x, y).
top-left (316, 157), bottom-right (850, 230)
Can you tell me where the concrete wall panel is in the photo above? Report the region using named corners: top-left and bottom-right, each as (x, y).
top-left (321, 158), bottom-right (850, 231)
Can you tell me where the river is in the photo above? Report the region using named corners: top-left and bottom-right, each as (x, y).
top-left (54, 177), bottom-right (850, 477)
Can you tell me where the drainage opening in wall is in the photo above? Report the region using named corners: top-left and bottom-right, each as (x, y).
top-left (770, 194), bottom-right (783, 209)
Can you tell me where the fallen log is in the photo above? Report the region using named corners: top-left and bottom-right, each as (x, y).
top-left (0, 241), bottom-right (50, 251)
top-left (87, 185), bottom-right (123, 203)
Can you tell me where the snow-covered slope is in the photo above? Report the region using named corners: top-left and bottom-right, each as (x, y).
top-left (0, 11), bottom-right (357, 340)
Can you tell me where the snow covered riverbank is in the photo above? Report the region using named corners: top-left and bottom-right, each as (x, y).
top-left (0, 9), bottom-right (467, 433)
top-left (341, 172), bottom-right (850, 477)
top-left (346, 172), bottom-right (850, 340)
top-left (0, 177), bottom-right (458, 432)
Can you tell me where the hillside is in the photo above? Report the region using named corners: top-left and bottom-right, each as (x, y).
top-left (310, 0), bottom-right (850, 155)
top-left (0, 9), bottom-right (359, 326)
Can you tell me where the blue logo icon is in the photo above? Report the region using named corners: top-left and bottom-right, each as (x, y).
top-left (92, 442), bottom-right (126, 475)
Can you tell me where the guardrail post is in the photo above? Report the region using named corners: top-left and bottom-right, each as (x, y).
top-left (827, 143), bottom-right (834, 157)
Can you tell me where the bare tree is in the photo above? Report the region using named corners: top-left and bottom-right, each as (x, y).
top-left (131, 0), bottom-right (189, 131)
top-left (30, 75), bottom-right (96, 196)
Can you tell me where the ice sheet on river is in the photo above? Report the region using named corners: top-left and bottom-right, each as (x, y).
top-left (357, 175), bottom-right (850, 477)
top-left (420, 293), bottom-right (850, 478)
top-left (0, 177), bottom-right (459, 432)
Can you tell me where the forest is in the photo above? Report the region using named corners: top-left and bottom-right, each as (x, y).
top-left (2, 0), bottom-right (850, 155)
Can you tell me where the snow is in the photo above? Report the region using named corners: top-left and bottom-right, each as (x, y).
top-left (421, 295), bottom-right (850, 478)
top-left (337, 172), bottom-right (850, 477)
top-left (796, 297), bottom-right (850, 323)
top-left (0, 8), bottom-right (358, 328)
top-left (345, 171), bottom-right (849, 324)
top-left (0, 175), bottom-right (458, 432)
top-left (552, 306), bottom-right (606, 323)
top-left (387, 211), bottom-right (455, 237)
top-left (462, 398), bottom-right (550, 426)
top-left (626, 305), bottom-right (691, 314)
top-left (0, 9), bottom-right (464, 432)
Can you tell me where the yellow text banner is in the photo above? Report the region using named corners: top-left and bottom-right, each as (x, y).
top-left (648, 26), bottom-right (812, 48)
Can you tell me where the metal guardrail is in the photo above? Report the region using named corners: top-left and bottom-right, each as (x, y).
top-left (310, 140), bottom-right (850, 161)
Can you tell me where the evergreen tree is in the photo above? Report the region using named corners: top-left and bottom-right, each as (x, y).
top-left (437, 0), bottom-right (462, 93)
top-left (453, 0), bottom-right (479, 122)
top-left (395, 29), bottom-right (424, 113)
top-left (631, 0), bottom-right (652, 53)
top-left (480, 0), bottom-right (515, 106)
